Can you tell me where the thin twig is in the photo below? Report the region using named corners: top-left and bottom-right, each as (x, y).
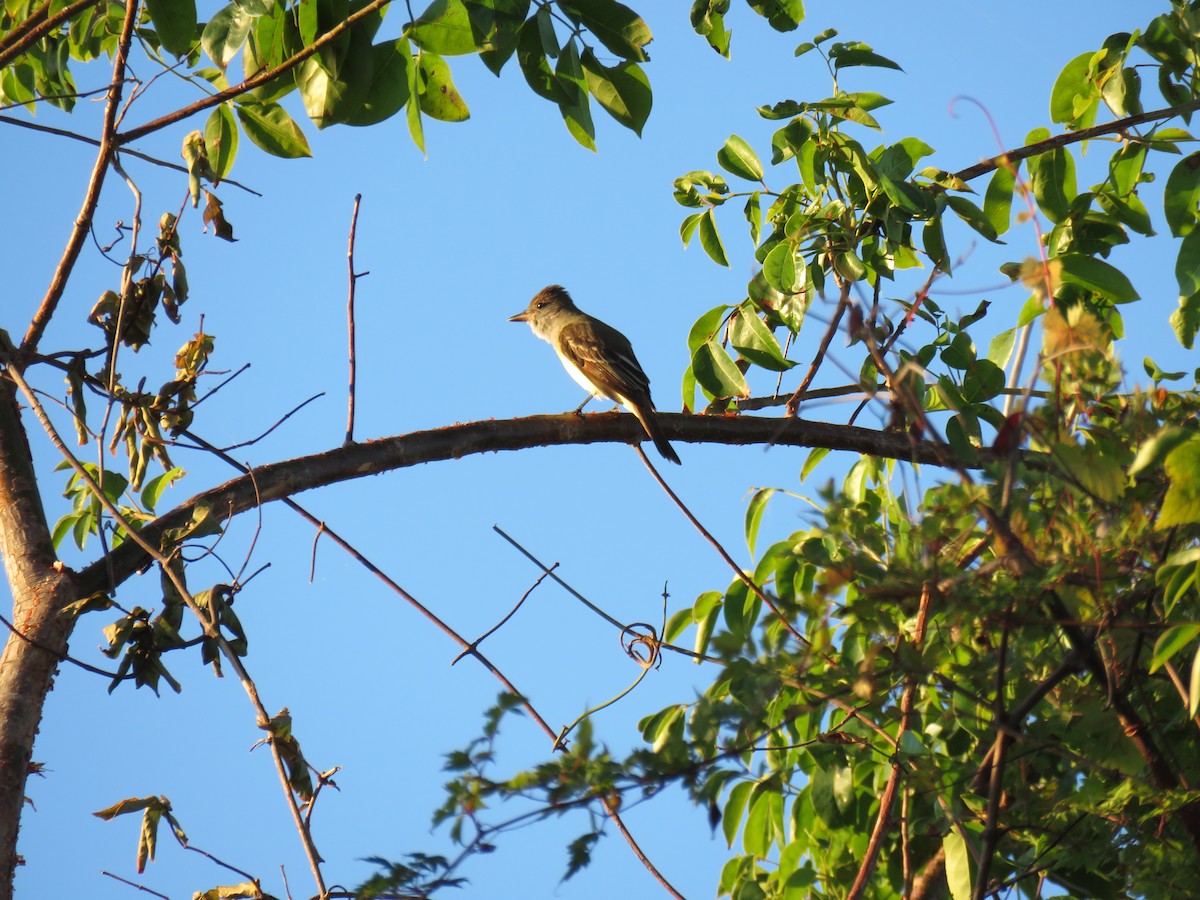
top-left (493, 525), bottom-right (718, 664)
top-left (100, 871), bottom-right (169, 898)
top-left (634, 445), bottom-right (809, 647)
top-left (0, 609), bottom-right (122, 680)
top-left (452, 564), bottom-right (559, 665)
top-left (345, 194), bottom-right (364, 446)
top-left (784, 281), bottom-right (851, 417)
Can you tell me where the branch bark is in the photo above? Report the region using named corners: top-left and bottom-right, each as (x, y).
top-left (79, 412), bottom-right (1024, 597)
top-left (954, 98), bottom-right (1200, 183)
top-left (0, 382), bottom-right (81, 899)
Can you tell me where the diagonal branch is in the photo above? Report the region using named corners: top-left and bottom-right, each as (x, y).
top-left (116, 0), bottom-right (396, 145)
top-left (954, 98), bottom-right (1200, 184)
top-left (0, 0), bottom-right (104, 71)
top-left (19, 0), bottom-right (139, 355)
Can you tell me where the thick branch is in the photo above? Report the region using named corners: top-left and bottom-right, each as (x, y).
top-left (80, 412), bottom-right (1021, 596)
top-left (0, 381), bottom-right (80, 898)
top-left (955, 98), bottom-right (1200, 183)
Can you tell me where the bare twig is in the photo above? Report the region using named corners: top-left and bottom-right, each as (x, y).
top-left (345, 194), bottom-right (364, 445)
top-left (493, 525), bottom-right (718, 664)
top-left (452, 563), bottom-right (559, 664)
top-left (100, 870), bottom-right (169, 899)
top-left (635, 445), bottom-right (808, 646)
top-left (0, 114), bottom-right (262, 195)
top-left (784, 281), bottom-right (851, 417)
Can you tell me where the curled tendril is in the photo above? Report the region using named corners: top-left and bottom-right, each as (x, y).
top-left (621, 622), bottom-right (662, 671)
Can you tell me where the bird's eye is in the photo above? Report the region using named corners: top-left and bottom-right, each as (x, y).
top-left (535, 301), bottom-right (545, 309)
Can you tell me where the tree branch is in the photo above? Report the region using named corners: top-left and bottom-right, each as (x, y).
top-left (80, 412), bottom-right (1027, 596)
top-left (0, 0), bottom-right (104, 72)
top-left (116, 0), bottom-right (396, 146)
top-left (954, 98), bottom-right (1200, 183)
top-left (19, 0), bottom-right (139, 355)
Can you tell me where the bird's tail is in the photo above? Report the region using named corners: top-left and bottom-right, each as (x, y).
top-left (630, 403), bottom-right (681, 465)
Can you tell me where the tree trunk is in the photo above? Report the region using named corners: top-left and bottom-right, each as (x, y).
top-left (0, 381), bottom-right (77, 899)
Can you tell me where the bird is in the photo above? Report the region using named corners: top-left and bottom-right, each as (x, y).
top-left (508, 285), bottom-right (681, 465)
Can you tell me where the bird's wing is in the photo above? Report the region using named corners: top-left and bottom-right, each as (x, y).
top-left (558, 318), bottom-right (652, 405)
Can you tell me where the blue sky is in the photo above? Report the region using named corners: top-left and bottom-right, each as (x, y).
top-left (3, 1), bottom-right (1188, 897)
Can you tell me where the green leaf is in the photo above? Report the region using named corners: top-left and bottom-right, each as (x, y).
top-left (1177, 231), bottom-right (1200, 300)
top-left (1151, 624), bottom-right (1200, 673)
top-left (1049, 51), bottom-right (1094, 125)
top-left (145, 0), bottom-right (197, 58)
top-left (717, 134), bottom-right (764, 182)
top-left (830, 44), bottom-right (901, 72)
top-left (411, 0), bottom-right (477, 55)
top-left (203, 105), bottom-right (239, 179)
top-left (946, 195), bottom-right (999, 242)
top-left (1131, 427), bottom-right (1194, 477)
top-left (1159, 439), bottom-right (1200, 529)
top-left (1057, 254), bottom-right (1139, 304)
top-left (234, 99), bottom-right (311, 158)
top-left (202, 1), bottom-right (253, 70)
top-left (744, 192), bottom-right (762, 246)
top-left (698, 210), bottom-right (729, 267)
top-left (922, 217), bottom-right (949, 273)
top-left (983, 165), bottom-right (1015, 236)
top-left (1190, 645), bottom-right (1200, 717)
top-left (692, 340), bottom-right (749, 398)
top-left (762, 241), bottom-right (804, 293)
top-left (555, 40), bottom-right (594, 150)
top-left (687, 305), bottom-right (729, 354)
top-left (559, 0), bottom-right (652, 62)
top-left (745, 488), bottom-right (774, 558)
top-left (140, 467), bottom-right (186, 513)
top-left (730, 305), bottom-right (793, 371)
top-left (1052, 441), bottom-right (1125, 503)
top-left (296, 34), bottom-right (373, 128)
top-left (344, 39), bottom-right (413, 127)
top-left (1165, 153), bottom-right (1200, 238)
top-left (515, 15), bottom-right (564, 102)
top-left (1027, 144), bottom-right (1076, 224)
top-left (801, 447), bottom-right (828, 480)
top-left (418, 50), bottom-right (470, 122)
top-left (580, 49), bottom-right (650, 135)
top-left (722, 780), bottom-right (753, 847)
top-left (467, 0), bottom-right (530, 75)
top-left (943, 828), bottom-right (972, 900)
top-left (1171, 291), bottom-right (1200, 349)
top-left (746, 0), bottom-right (804, 32)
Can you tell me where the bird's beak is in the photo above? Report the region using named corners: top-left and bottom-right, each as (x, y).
top-left (508, 311), bottom-right (529, 323)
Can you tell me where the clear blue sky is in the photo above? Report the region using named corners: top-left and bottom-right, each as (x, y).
top-left (3, 1), bottom-right (1184, 897)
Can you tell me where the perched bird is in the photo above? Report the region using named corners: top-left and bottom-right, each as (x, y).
top-left (509, 285), bottom-right (681, 465)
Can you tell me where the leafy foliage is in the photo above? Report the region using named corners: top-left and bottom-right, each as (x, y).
top-left (425, 3), bottom-right (1200, 898)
